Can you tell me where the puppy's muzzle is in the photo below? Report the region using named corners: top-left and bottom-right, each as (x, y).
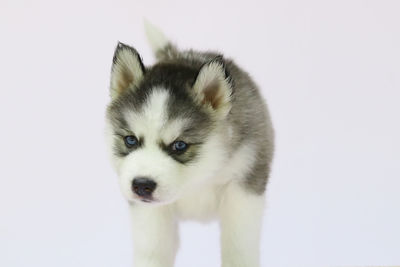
top-left (132, 177), bottom-right (157, 198)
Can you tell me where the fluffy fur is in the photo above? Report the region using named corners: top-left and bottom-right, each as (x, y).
top-left (105, 22), bottom-right (274, 267)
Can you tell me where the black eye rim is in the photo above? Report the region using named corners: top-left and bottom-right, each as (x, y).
top-left (123, 135), bottom-right (139, 148)
top-left (171, 140), bottom-right (189, 153)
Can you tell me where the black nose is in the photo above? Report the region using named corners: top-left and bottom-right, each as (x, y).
top-left (132, 177), bottom-right (157, 197)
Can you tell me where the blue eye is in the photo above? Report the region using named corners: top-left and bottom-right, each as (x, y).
top-left (124, 135), bottom-right (138, 148)
top-left (172, 141), bottom-right (188, 152)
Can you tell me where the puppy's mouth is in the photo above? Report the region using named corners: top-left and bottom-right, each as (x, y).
top-left (134, 195), bottom-right (159, 204)
top-left (140, 197), bottom-right (153, 203)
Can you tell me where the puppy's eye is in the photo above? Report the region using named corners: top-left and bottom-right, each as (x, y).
top-left (171, 141), bottom-right (188, 152)
top-left (124, 135), bottom-right (139, 148)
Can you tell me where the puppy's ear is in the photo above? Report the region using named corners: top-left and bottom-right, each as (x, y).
top-left (192, 56), bottom-right (232, 118)
top-left (110, 42), bottom-right (145, 99)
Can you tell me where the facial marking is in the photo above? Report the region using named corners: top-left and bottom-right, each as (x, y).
top-left (161, 118), bottom-right (189, 144)
top-left (122, 89), bottom-right (192, 146)
top-left (125, 89), bottom-right (169, 145)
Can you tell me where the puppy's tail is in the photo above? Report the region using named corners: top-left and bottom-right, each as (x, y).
top-left (144, 19), bottom-right (178, 60)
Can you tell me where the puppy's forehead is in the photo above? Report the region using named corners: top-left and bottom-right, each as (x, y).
top-left (123, 89), bottom-right (188, 143)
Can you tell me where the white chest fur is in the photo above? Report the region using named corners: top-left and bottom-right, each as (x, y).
top-left (174, 183), bottom-right (223, 222)
top-left (173, 142), bottom-right (257, 222)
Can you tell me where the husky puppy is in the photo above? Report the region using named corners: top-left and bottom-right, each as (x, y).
top-left (105, 22), bottom-right (274, 267)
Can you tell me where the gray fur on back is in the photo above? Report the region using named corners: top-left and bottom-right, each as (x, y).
top-left (157, 44), bottom-right (275, 194)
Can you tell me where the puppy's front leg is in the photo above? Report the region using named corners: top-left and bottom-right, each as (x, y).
top-left (219, 182), bottom-right (265, 267)
top-left (130, 204), bottom-right (178, 267)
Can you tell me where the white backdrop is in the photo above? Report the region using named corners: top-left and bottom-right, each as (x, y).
top-left (1, 0), bottom-right (399, 266)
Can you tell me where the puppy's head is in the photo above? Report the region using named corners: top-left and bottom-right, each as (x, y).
top-left (106, 43), bottom-right (233, 205)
